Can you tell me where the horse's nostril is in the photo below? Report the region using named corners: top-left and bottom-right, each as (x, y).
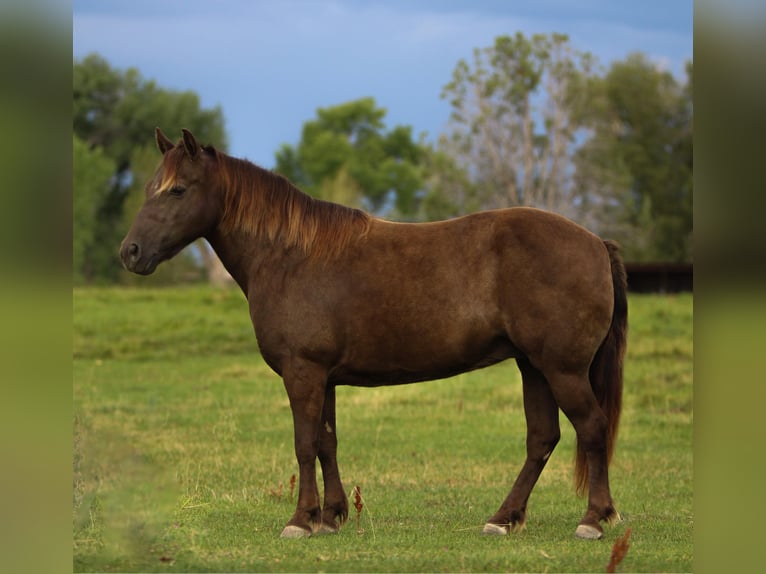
top-left (120, 241), bottom-right (145, 272)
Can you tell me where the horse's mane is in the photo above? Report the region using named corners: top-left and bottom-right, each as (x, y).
top-left (213, 152), bottom-right (372, 258)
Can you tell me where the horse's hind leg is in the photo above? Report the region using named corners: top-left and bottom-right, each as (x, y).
top-left (545, 370), bottom-right (617, 539)
top-left (315, 384), bottom-right (349, 534)
top-left (484, 358), bottom-right (560, 535)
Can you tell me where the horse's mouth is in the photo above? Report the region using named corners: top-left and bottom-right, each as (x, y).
top-left (132, 261), bottom-right (158, 275)
top-left (124, 254), bottom-right (159, 275)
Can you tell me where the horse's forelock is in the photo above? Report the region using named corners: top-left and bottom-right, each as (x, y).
top-left (154, 147), bottom-right (186, 196)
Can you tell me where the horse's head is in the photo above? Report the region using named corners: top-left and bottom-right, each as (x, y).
top-left (120, 128), bottom-right (221, 275)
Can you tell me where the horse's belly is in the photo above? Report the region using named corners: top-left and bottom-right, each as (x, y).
top-left (329, 334), bottom-right (518, 387)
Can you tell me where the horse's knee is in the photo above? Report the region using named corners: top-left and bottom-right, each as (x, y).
top-left (527, 429), bottom-right (560, 461)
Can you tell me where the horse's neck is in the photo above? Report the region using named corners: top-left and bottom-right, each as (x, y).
top-left (205, 227), bottom-right (292, 298)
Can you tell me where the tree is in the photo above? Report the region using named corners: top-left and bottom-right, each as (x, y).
top-left (574, 55), bottom-right (693, 261)
top-left (433, 35), bottom-right (693, 262)
top-left (275, 98), bottom-right (425, 217)
top-left (73, 53), bottom-right (227, 282)
top-left (433, 32), bottom-right (598, 218)
top-left (73, 135), bottom-right (115, 284)
top-left (73, 54), bottom-right (227, 171)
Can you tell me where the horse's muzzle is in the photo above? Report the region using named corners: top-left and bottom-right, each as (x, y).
top-left (120, 240), bottom-right (156, 275)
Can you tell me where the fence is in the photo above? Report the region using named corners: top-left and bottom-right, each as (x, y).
top-left (625, 262), bottom-right (693, 293)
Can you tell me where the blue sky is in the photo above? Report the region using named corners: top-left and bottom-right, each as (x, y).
top-left (73, 0), bottom-right (692, 168)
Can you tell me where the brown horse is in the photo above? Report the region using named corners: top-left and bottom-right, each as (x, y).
top-left (121, 128), bottom-right (627, 540)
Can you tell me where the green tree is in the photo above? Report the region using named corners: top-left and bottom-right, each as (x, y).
top-left (73, 53), bottom-right (227, 171)
top-left (574, 54), bottom-right (693, 261)
top-left (419, 147), bottom-right (480, 220)
top-left (275, 98), bottom-right (425, 217)
top-left (73, 135), bottom-right (115, 284)
top-left (73, 53), bottom-right (227, 282)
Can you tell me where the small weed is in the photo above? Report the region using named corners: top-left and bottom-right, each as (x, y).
top-left (353, 485), bottom-right (364, 533)
top-left (268, 482), bottom-right (284, 500)
top-left (606, 527), bottom-right (632, 573)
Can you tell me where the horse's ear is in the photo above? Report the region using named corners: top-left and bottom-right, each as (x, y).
top-left (201, 144), bottom-right (218, 158)
top-left (155, 127), bottom-right (175, 155)
top-left (181, 128), bottom-right (200, 159)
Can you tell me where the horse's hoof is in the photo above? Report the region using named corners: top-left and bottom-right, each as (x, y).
top-left (280, 525), bottom-right (312, 539)
top-left (482, 522), bottom-right (509, 536)
top-left (575, 524), bottom-right (603, 540)
top-left (313, 523), bottom-right (339, 536)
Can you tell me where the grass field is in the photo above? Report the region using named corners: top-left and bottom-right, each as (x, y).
top-left (73, 285), bottom-right (692, 572)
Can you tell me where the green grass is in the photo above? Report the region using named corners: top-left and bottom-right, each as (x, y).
top-left (73, 285), bottom-right (692, 572)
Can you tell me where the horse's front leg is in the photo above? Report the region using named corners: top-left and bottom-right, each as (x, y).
top-left (316, 384), bottom-right (348, 534)
top-left (280, 360), bottom-right (327, 538)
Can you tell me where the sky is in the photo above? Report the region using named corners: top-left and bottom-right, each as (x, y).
top-left (73, 0), bottom-right (692, 168)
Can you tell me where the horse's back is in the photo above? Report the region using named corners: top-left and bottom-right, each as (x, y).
top-left (366, 207), bottom-right (610, 298)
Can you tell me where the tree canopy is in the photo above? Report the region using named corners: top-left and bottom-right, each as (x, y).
top-left (274, 98), bottom-right (425, 217)
top-left (574, 54), bottom-right (693, 261)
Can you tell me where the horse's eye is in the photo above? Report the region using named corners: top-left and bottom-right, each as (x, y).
top-left (169, 186), bottom-right (186, 196)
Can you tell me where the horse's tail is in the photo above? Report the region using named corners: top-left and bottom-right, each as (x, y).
top-left (575, 240), bottom-right (628, 496)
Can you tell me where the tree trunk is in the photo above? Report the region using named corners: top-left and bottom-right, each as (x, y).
top-left (197, 240), bottom-right (234, 287)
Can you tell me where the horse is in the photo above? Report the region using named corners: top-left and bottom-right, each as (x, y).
top-left (120, 128), bottom-right (627, 540)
